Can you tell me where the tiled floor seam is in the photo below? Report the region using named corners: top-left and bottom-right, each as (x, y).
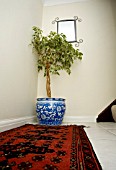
top-left (106, 130), bottom-right (116, 136)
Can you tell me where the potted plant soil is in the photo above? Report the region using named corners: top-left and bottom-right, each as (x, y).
top-left (31, 26), bottom-right (83, 125)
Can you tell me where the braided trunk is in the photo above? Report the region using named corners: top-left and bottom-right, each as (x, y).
top-left (46, 63), bottom-right (51, 98)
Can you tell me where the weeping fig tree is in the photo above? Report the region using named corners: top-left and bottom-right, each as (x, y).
top-left (31, 26), bottom-right (83, 98)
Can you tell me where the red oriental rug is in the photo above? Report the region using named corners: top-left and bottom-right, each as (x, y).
top-left (0, 124), bottom-right (102, 170)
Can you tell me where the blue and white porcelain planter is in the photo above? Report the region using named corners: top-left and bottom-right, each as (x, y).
top-left (36, 98), bottom-right (66, 125)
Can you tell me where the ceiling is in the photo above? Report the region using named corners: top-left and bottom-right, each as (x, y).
top-left (42, 0), bottom-right (90, 6)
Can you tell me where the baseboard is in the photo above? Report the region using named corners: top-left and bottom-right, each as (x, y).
top-left (0, 116), bottom-right (37, 132)
top-left (0, 115), bottom-right (96, 132)
top-left (63, 116), bottom-right (96, 123)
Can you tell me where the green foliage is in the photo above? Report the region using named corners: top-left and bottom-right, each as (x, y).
top-left (31, 26), bottom-right (83, 76)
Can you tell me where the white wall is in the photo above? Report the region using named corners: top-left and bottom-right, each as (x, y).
top-left (111, 0), bottom-right (116, 33)
top-left (37, 0), bottom-right (116, 118)
top-left (0, 0), bottom-right (43, 120)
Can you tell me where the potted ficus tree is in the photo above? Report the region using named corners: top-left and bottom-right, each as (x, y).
top-left (31, 26), bottom-right (83, 125)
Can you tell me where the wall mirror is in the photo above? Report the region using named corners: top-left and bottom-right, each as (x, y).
top-left (57, 19), bottom-right (77, 43)
top-left (52, 16), bottom-right (83, 46)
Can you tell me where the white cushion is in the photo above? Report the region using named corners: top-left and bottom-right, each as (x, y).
top-left (111, 105), bottom-right (116, 122)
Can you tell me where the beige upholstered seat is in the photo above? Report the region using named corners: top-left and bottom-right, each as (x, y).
top-left (111, 105), bottom-right (116, 122)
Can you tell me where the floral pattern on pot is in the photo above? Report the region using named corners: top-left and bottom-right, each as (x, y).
top-left (36, 98), bottom-right (66, 125)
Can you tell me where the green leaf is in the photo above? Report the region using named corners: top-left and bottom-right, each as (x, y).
top-left (30, 26), bottom-right (83, 77)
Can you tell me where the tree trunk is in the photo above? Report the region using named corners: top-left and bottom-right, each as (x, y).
top-left (46, 63), bottom-right (51, 98)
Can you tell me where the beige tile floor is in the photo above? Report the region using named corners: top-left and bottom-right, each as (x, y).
top-left (64, 122), bottom-right (116, 170)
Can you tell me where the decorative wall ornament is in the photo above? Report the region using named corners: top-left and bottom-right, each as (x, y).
top-left (52, 16), bottom-right (83, 47)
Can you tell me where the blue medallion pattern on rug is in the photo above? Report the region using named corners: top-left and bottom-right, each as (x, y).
top-left (36, 98), bottom-right (66, 125)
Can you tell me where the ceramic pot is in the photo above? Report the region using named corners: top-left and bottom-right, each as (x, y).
top-left (36, 98), bottom-right (66, 125)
